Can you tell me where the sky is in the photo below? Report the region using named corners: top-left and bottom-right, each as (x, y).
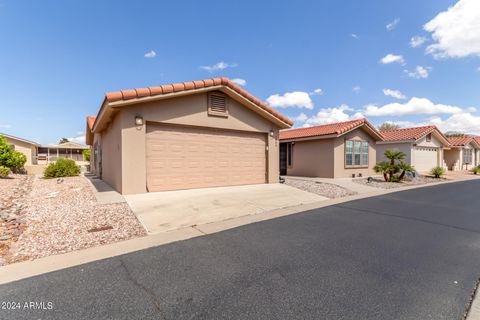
top-left (0, 0), bottom-right (479, 145)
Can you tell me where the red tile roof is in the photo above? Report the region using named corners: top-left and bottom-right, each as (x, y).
top-left (104, 77), bottom-right (292, 126)
top-left (381, 125), bottom-right (436, 141)
top-left (279, 119), bottom-right (381, 140)
top-left (448, 136), bottom-right (477, 146)
top-left (87, 116), bottom-right (96, 131)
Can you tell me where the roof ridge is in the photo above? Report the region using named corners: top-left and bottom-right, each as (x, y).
top-left (381, 125), bottom-right (435, 133)
top-left (281, 118), bottom-right (366, 133)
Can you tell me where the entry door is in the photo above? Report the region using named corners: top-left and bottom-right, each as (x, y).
top-left (280, 143), bottom-right (287, 175)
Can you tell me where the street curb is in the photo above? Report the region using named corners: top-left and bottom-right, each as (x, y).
top-left (0, 177), bottom-right (478, 285)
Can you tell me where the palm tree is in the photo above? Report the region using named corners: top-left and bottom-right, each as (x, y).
top-left (397, 162), bottom-right (415, 181)
top-left (374, 162), bottom-right (391, 182)
top-left (383, 150), bottom-right (406, 181)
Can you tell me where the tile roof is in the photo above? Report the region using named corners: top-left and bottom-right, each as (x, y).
top-left (279, 119), bottom-right (380, 140)
top-left (448, 136), bottom-right (477, 146)
top-left (104, 77), bottom-right (292, 126)
top-left (87, 116), bottom-right (96, 131)
top-left (380, 125), bottom-right (436, 141)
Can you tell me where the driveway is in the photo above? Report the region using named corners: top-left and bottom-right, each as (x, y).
top-left (125, 183), bottom-right (327, 233)
top-left (2, 179), bottom-right (480, 319)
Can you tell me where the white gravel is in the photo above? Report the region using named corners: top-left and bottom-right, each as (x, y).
top-left (284, 178), bottom-right (357, 199)
top-left (5, 175), bottom-right (146, 263)
top-left (353, 176), bottom-right (446, 189)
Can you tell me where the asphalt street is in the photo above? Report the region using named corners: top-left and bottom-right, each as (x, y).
top-left (1, 180), bottom-right (480, 319)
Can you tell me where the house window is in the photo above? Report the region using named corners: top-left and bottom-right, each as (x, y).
top-left (287, 143), bottom-right (293, 166)
top-left (208, 92), bottom-right (228, 117)
top-left (426, 133), bottom-right (432, 142)
top-left (463, 149), bottom-right (473, 164)
top-left (346, 140), bottom-right (369, 167)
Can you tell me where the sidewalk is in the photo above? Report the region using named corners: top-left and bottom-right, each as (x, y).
top-left (84, 174), bottom-right (125, 205)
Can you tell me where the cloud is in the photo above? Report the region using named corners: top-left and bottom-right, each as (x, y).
top-left (310, 88), bottom-right (323, 96)
top-left (303, 104), bottom-right (363, 126)
top-left (405, 66), bottom-right (430, 79)
top-left (200, 61), bottom-right (237, 73)
top-left (364, 97), bottom-right (464, 117)
top-left (0, 124), bottom-right (12, 128)
top-left (429, 112), bottom-right (480, 135)
top-left (231, 78), bottom-right (246, 86)
top-left (350, 33), bottom-right (359, 39)
top-left (380, 54), bottom-right (405, 65)
top-left (266, 91), bottom-right (313, 109)
top-left (144, 50), bottom-right (156, 58)
top-left (66, 134), bottom-right (86, 145)
top-left (410, 36), bottom-right (427, 48)
top-left (424, 0), bottom-right (480, 59)
top-left (353, 86), bottom-right (361, 93)
top-left (381, 120), bottom-right (420, 128)
top-left (293, 113), bottom-right (308, 123)
top-left (386, 18), bottom-right (400, 31)
top-left (383, 88), bottom-right (407, 100)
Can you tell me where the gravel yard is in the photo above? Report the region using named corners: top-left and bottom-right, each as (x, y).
top-left (284, 178), bottom-right (357, 199)
top-left (3, 175), bottom-right (146, 265)
top-left (353, 176), bottom-right (446, 189)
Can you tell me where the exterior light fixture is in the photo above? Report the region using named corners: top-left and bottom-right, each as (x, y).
top-left (269, 130), bottom-right (274, 137)
top-left (135, 116), bottom-right (144, 126)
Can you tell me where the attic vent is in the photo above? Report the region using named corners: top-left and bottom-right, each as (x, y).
top-left (208, 92), bottom-right (228, 117)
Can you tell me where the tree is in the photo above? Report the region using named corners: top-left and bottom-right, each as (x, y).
top-left (378, 122), bottom-right (400, 131)
top-left (58, 137), bottom-right (70, 144)
top-left (445, 132), bottom-right (465, 138)
top-left (374, 149), bottom-right (414, 182)
top-left (0, 135), bottom-right (27, 172)
top-left (83, 149), bottom-right (90, 161)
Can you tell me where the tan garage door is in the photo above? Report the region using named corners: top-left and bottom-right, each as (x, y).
top-left (413, 147), bottom-right (438, 172)
top-left (146, 123), bottom-right (267, 192)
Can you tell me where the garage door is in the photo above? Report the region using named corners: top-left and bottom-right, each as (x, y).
top-left (146, 123), bottom-right (267, 192)
top-left (413, 147), bottom-right (438, 172)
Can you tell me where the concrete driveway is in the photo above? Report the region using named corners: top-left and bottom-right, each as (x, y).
top-left (125, 183), bottom-right (327, 233)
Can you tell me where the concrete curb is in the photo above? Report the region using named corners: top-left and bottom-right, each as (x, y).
top-left (0, 177), bottom-right (478, 285)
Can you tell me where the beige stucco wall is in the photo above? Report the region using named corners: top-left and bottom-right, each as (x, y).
top-left (96, 92), bottom-right (281, 194)
top-left (376, 143), bottom-right (412, 164)
top-left (4, 137), bottom-right (37, 165)
top-left (284, 139), bottom-right (335, 178)
top-left (333, 128), bottom-right (377, 178)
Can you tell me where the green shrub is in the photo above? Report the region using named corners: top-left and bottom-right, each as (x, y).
top-left (0, 135), bottom-right (27, 172)
top-left (82, 149), bottom-right (90, 162)
top-left (44, 158), bottom-right (80, 178)
top-left (430, 166), bottom-right (446, 178)
top-left (0, 165), bottom-right (10, 178)
top-left (472, 165), bottom-right (480, 175)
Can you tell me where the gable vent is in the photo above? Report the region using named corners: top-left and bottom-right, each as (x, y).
top-left (208, 92), bottom-right (228, 116)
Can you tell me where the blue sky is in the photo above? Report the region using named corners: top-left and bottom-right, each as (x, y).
top-left (0, 0), bottom-right (479, 145)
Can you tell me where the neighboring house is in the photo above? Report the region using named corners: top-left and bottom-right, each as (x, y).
top-left (0, 133), bottom-right (40, 165)
top-left (37, 141), bottom-right (89, 165)
top-left (444, 136), bottom-right (480, 171)
top-left (377, 125), bottom-right (451, 172)
top-left (86, 77), bottom-right (292, 194)
top-left (279, 119), bottom-right (383, 178)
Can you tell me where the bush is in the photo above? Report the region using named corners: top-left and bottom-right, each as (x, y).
top-left (44, 158), bottom-right (80, 178)
top-left (82, 149), bottom-right (90, 162)
top-left (430, 166), bottom-right (446, 178)
top-left (0, 135), bottom-right (27, 172)
top-left (472, 165), bottom-right (480, 175)
top-left (0, 165), bottom-right (10, 178)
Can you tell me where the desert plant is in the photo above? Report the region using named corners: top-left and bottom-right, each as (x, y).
top-left (431, 166), bottom-right (446, 178)
top-left (0, 135), bottom-right (27, 172)
top-left (397, 162), bottom-right (415, 181)
top-left (374, 161), bottom-right (391, 182)
top-left (83, 149), bottom-right (90, 162)
top-left (0, 165), bottom-right (10, 178)
top-left (374, 150), bottom-right (413, 182)
top-left (44, 158), bottom-right (80, 178)
top-left (472, 165), bottom-right (480, 175)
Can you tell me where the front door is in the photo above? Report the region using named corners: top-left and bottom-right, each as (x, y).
top-left (280, 143), bottom-right (287, 175)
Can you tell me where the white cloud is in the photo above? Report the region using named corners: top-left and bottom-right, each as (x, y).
top-left (386, 18), bottom-right (400, 31)
top-left (383, 88), bottom-right (407, 100)
top-left (353, 86), bottom-right (361, 93)
top-left (350, 33), bottom-right (359, 39)
top-left (0, 124), bottom-right (12, 128)
top-left (200, 61), bottom-right (237, 73)
top-left (144, 50), bottom-right (156, 58)
top-left (410, 36), bottom-right (427, 48)
top-left (231, 78), bottom-right (246, 86)
top-left (310, 88), bottom-right (323, 96)
top-left (266, 91), bottom-right (313, 109)
top-left (381, 120), bottom-right (420, 129)
top-left (429, 112), bottom-right (480, 135)
top-left (364, 97), bottom-right (464, 117)
top-left (293, 113), bottom-right (308, 123)
top-left (424, 0), bottom-right (480, 59)
top-left (380, 54), bottom-right (405, 65)
top-left (304, 104), bottom-right (363, 126)
top-left (405, 66), bottom-right (430, 79)
top-left (66, 134), bottom-right (86, 145)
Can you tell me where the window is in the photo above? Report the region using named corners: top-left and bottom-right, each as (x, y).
top-left (426, 133), bottom-right (432, 142)
top-left (287, 143), bottom-right (293, 166)
top-left (345, 140), bottom-right (369, 167)
top-left (208, 92), bottom-right (228, 117)
top-left (463, 149), bottom-right (473, 164)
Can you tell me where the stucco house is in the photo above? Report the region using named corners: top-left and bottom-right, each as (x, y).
top-left (444, 136), bottom-right (480, 171)
top-left (1, 133), bottom-right (40, 165)
top-left (377, 125), bottom-right (451, 172)
top-left (86, 77), bottom-right (292, 194)
top-left (279, 119), bottom-right (383, 178)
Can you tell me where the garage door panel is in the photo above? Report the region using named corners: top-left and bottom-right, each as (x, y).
top-left (413, 147), bottom-right (438, 172)
top-left (146, 124), bottom-right (267, 192)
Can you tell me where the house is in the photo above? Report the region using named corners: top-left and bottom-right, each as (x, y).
top-left (444, 136), bottom-right (480, 171)
top-left (377, 125), bottom-right (451, 172)
top-left (85, 77), bottom-right (293, 194)
top-left (279, 119), bottom-right (383, 178)
top-left (0, 133), bottom-right (40, 165)
top-left (37, 141), bottom-right (89, 165)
